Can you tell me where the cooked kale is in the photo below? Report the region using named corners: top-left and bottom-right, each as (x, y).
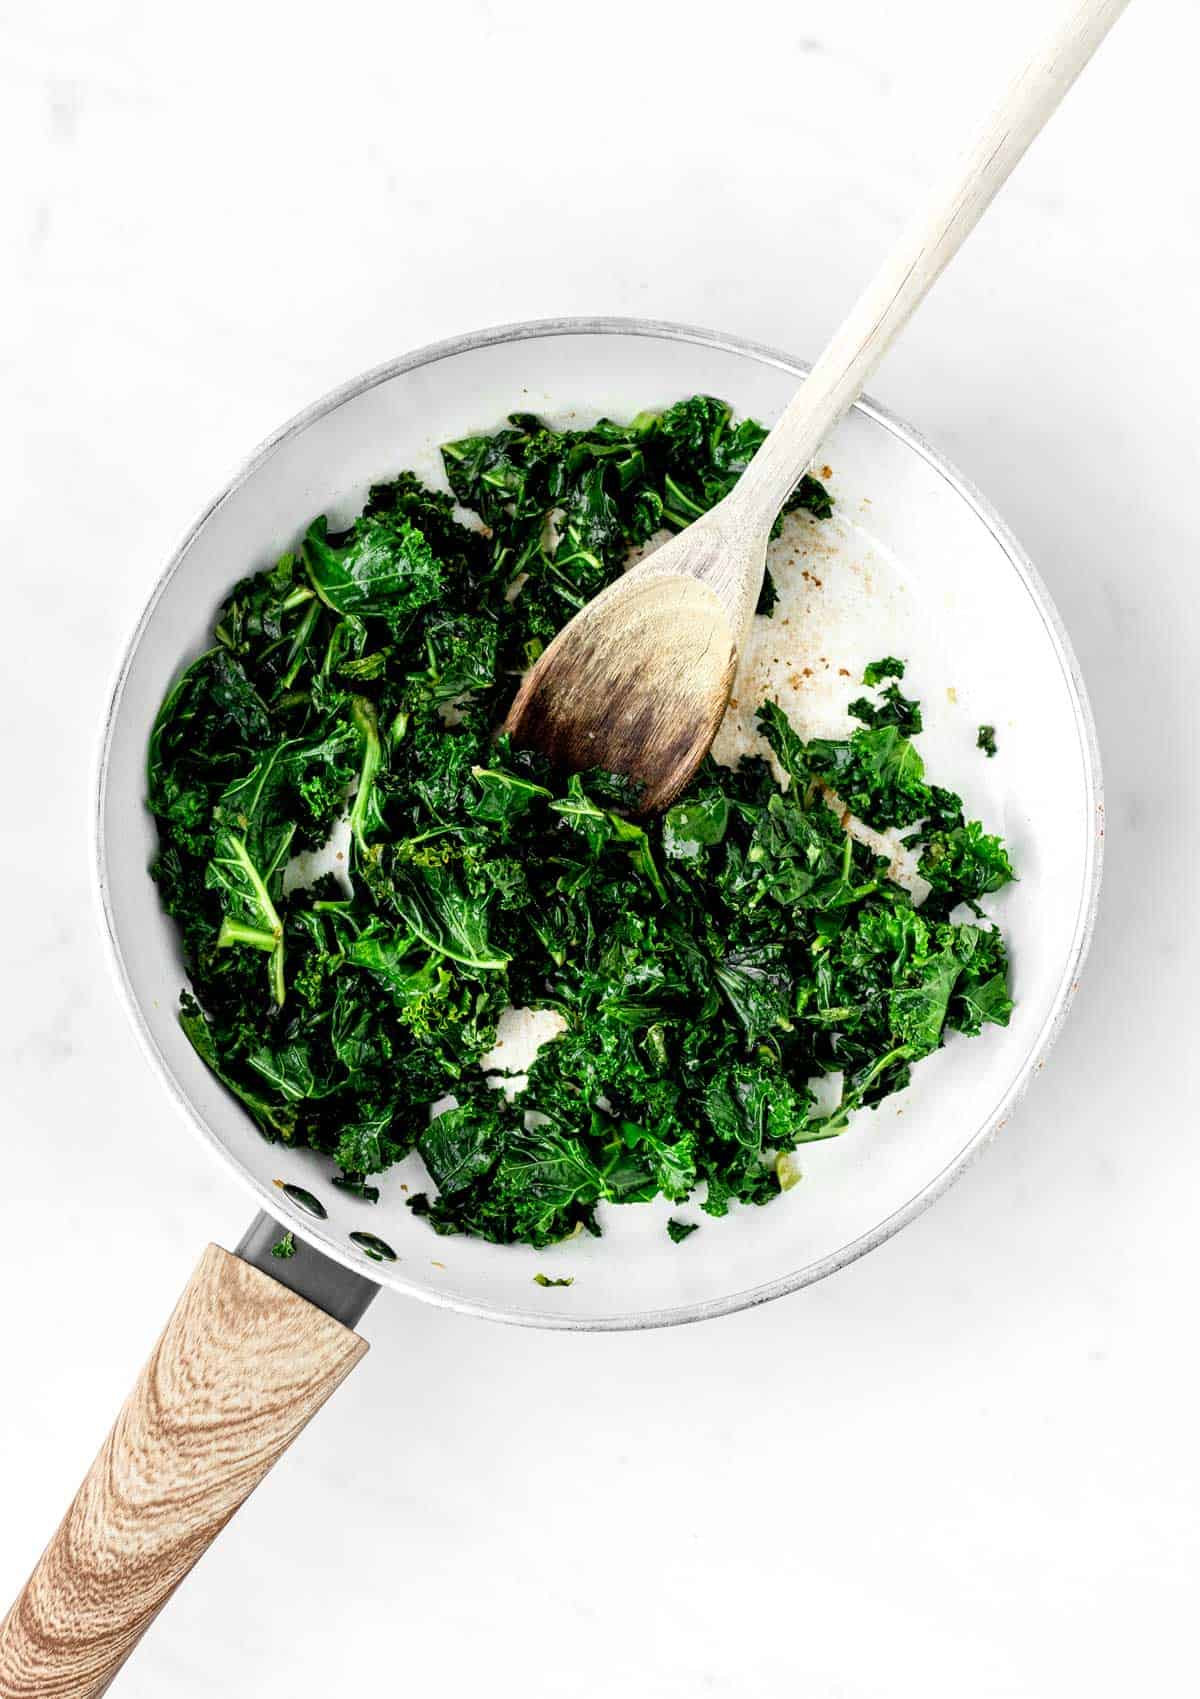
top-left (978, 724), bottom-right (998, 758)
top-left (147, 399), bottom-right (1015, 1250)
top-left (848, 659), bottom-right (922, 737)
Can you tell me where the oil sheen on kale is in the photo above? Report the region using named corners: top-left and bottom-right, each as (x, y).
top-left (147, 396), bottom-right (1015, 1250)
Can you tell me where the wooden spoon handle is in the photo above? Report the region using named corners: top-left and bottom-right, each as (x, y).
top-left (733, 0), bottom-right (1131, 518)
top-left (0, 1245), bottom-right (367, 1698)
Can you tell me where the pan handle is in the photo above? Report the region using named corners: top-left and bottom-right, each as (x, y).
top-left (0, 1234), bottom-right (372, 1697)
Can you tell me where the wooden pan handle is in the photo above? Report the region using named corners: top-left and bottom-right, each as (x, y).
top-left (0, 1245), bottom-right (368, 1698)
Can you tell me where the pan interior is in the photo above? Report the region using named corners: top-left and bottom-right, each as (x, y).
top-left (97, 322), bottom-right (1099, 1328)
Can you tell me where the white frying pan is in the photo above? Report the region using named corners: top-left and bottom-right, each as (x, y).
top-left (3, 321), bottom-right (1100, 1694)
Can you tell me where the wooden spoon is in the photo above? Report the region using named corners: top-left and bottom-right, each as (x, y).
top-left (505, 0), bottom-right (1129, 811)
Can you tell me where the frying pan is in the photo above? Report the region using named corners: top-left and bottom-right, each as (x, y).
top-left (0, 319), bottom-right (1102, 1695)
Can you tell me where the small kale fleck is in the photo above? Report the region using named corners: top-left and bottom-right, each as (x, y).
top-left (978, 724), bottom-right (998, 758)
top-left (667, 1218), bottom-right (700, 1244)
top-left (271, 1231), bottom-right (297, 1259)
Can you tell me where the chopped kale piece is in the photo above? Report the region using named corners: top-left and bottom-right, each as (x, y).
top-left (849, 682), bottom-right (923, 737)
top-left (755, 570), bottom-right (779, 618)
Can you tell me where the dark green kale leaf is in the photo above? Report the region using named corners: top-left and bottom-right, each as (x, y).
top-left (363, 470), bottom-right (489, 588)
top-left (978, 724), bottom-right (998, 758)
top-left (419, 1101), bottom-right (503, 1195)
top-left (863, 656), bottom-right (905, 686)
top-left (662, 789), bottom-right (730, 860)
top-left (755, 570), bottom-right (779, 618)
top-left (848, 682), bottom-right (923, 737)
top-left (919, 821), bottom-right (1016, 918)
top-left (303, 513), bottom-right (443, 628)
top-left (888, 950), bottom-right (963, 1056)
top-left (713, 945), bottom-right (794, 1041)
top-left (468, 764), bottom-right (552, 826)
top-left (380, 860), bottom-right (509, 972)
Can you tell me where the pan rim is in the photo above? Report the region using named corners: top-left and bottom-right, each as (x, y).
top-left (94, 314), bottom-right (1104, 1330)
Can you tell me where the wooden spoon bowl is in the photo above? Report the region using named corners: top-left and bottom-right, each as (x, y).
top-left (504, 505), bottom-right (768, 810)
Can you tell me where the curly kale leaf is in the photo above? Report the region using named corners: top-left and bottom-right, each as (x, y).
top-left (919, 821), bottom-right (1017, 917)
top-left (303, 514), bottom-right (444, 628)
top-left (848, 682), bottom-right (923, 737)
top-left (862, 656), bottom-right (905, 686)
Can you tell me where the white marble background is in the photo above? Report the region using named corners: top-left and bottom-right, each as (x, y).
top-left (3, 2), bottom-right (1198, 1694)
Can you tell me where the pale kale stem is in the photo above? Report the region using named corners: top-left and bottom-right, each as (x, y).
top-left (348, 697), bottom-right (382, 858)
top-left (280, 598), bottom-right (321, 690)
top-left (215, 833), bottom-right (285, 1007)
top-left (225, 834), bottom-right (283, 938)
top-left (217, 919), bottom-right (277, 951)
